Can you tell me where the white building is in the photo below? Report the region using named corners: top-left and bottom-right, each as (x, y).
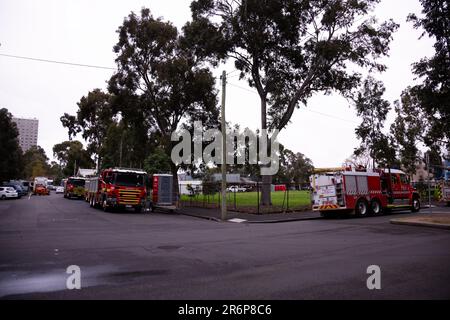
top-left (178, 180), bottom-right (203, 195)
top-left (12, 117), bottom-right (39, 152)
top-left (77, 168), bottom-right (97, 177)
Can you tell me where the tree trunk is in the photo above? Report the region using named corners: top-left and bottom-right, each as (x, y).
top-left (170, 162), bottom-right (179, 205)
top-left (260, 98), bottom-right (272, 206)
top-left (261, 174), bottom-right (272, 205)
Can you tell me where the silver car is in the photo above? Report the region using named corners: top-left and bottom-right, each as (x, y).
top-left (0, 187), bottom-right (19, 199)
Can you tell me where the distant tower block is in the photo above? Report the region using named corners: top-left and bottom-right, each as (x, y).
top-left (12, 117), bottom-right (39, 152)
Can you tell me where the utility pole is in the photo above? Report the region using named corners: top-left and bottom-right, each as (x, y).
top-left (426, 153), bottom-right (432, 214)
top-left (119, 133), bottom-right (123, 167)
top-left (220, 70), bottom-right (227, 221)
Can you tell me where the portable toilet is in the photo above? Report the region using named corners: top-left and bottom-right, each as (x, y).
top-left (152, 174), bottom-right (173, 206)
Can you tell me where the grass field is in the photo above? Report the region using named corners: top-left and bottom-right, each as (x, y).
top-left (180, 190), bottom-right (311, 209)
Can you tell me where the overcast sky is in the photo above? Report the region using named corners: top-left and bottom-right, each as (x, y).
top-left (0, 0), bottom-right (435, 168)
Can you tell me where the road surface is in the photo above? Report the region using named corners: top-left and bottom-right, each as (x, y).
top-left (0, 193), bottom-right (449, 299)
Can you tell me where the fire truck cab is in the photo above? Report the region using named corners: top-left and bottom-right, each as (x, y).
top-left (88, 168), bottom-right (147, 213)
top-left (64, 177), bottom-right (86, 199)
top-left (311, 167), bottom-right (420, 217)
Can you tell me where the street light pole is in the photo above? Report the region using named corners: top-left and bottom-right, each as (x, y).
top-left (220, 70), bottom-right (227, 221)
top-left (426, 153), bottom-right (432, 214)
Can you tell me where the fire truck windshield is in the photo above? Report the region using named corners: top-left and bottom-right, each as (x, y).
top-left (114, 173), bottom-right (145, 187)
top-left (68, 179), bottom-right (85, 186)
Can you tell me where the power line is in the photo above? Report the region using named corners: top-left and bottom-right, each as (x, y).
top-left (1, 52), bottom-right (360, 125)
top-left (228, 81), bottom-right (359, 124)
top-left (228, 82), bottom-right (258, 94)
top-left (226, 69), bottom-right (240, 77)
top-left (0, 53), bottom-right (115, 70)
top-left (305, 109), bottom-right (359, 124)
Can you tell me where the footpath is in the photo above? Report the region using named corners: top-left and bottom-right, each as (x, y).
top-left (177, 207), bottom-right (322, 223)
top-left (391, 212), bottom-right (450, 230)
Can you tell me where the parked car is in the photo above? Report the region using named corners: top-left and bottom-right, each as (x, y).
top-left (22, 181), bottom-right (30, 193)
top-left (9, 180), bottom-right (30, 194)
top-left (227, 185), bottom-right (247, 193)
top-left (0, 187), bottom-right (19, 199)
top-left (2, 184), bottom-right (24, 198)
top-left (56, 186), bottom-right (64, 194)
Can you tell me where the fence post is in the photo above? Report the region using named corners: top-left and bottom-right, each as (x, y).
top-left (257, 181), bottom-right (260, 215)
top-left (287, 183), bottom-right (289, 212)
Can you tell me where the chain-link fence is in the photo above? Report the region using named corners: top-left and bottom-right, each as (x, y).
top-left (178, 182), bottom-right (312, 214)
top-left (413, 181), bottom-right (441, 202)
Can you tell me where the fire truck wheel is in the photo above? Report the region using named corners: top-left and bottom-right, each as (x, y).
top-left (134, 206), bottom-right (142, 213)
top-left (370, 199), bottom-right (382, 215)
top-left (355, 199), bottom-right (369, 217)
top-left (411, 197), bottom-right (421, 212)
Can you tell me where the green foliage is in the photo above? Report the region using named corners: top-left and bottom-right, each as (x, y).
top-left (273, 144), bottom-right (314, 185)
top-left (61, 89), bottom-right (116, 159)
top-left (53, 141), bottom-right (94, 177)
top-left (387, 0), bottom-right (449, 172)
top-left (180, 190), bottom-right (311, 208)
top-left (390, 89), bottom-right (423, 175)
top-left (406, 0), bottom-right (450, 152)
top-left (201, 168), bottom-right (220, 195)
top-left (186, 0), bottom-right (398, 205)
top-left (22, 146), bottom-right (50, 179)
top-left (354, 77), bottom-right (398, 168)
top-left (61, 89), bottom-right (151, 170)
top-left (143, 148), bottom-right (172, 175)
top-left (185, 0), bottom-right (398, 131)
top-left (108, 8), bottom-right (219, 183)
top-left (48, 161), bottom-right (64, 185)
top-left (0, 108), bottom-right (23, 182)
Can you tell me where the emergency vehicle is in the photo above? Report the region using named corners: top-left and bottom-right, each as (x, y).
top-left (64, 177), bottom-right (86, 199)
top-left (87, 168), bottom-right (147, 212)
top-left (33, 177), bottom-right (50, 195)
top-left (310, 167), bottom-right (420, 217)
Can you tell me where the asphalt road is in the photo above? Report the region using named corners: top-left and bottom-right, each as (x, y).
top-left (0, 193), bottom-right (449, 299)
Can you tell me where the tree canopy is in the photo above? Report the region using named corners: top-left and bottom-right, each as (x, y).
top-left (0, 108), bottom-right (23, 182)
top-left (354, 76), bottom-right (397, 168)
top-left (184, 0), bottom-right (398, 204)
top-left (406, 0), bottom-right (449, 152)
top-left (61, 89), bottom-right (117, 161)
top-left (53, 141), bottom-right (94, 177)
top-left (22, 146), bottom-right (50, 180)
top-left (107, 8), bottom-right (220, 191)
top-left (185, 0), bottom-right (398, 131)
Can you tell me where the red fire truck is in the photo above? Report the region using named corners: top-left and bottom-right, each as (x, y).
top-left (310, 167), bottom-right (421, 217)
top-left (87, 168), bottom-right (147, 212)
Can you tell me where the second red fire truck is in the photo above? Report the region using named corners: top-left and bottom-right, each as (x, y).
top-left (310, 167), bottom-right (421, 217)
top-left (86, 168), bottom-right (147, 212)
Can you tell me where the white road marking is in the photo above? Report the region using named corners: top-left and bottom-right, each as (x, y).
top-left (228, 218), bottom-right (247, 223)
